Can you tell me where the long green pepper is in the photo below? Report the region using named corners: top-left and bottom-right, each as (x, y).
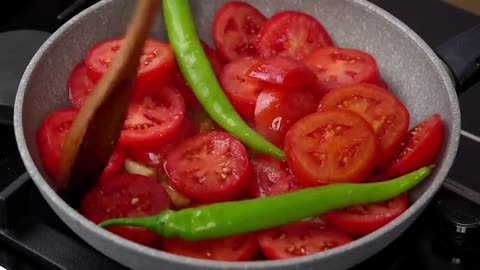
top-left (100, 166), bottom-right (432, 241)
top-left (163, 0), bottom-right (285, 160)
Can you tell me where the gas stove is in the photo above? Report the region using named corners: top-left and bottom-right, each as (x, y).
top-left (1, 0), bottom-right (480, 269)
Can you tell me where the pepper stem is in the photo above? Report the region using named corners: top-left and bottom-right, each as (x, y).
top-left (99, 216), bottom-right (153, 229)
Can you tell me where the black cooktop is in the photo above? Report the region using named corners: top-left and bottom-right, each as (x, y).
top-left (1, 0), bottom-right (480, 269)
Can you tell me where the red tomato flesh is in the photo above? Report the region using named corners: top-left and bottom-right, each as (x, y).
top-left (257, 222), bottom-right (353, 260)
top-left (249, 155), bottom-right (301, 198)
top-left (127, 117), bottom-right (198, 169)
top-left (212, 1), bottom-right (267, 61)
top-left (163, 233), bottom-right (258, 261)
top-left (284, 110), bottom-right (379, 186)
top-left (164, 131), bottom-right (251, 202)
top-left (85, 37), bottom-right (176, 99)
top-left (37, 108), bottom-right (125, 183)
top-left (256, 11), bottom-right (333, 61)
top-left (382, 114), bottom-right (444, 177)
top-left (323, 193), bottom-right (409, 236)
top-left (254, 86), bottom-right (317, 148)
top-left (247, 56), bottom-right (316, 87)
top-left (220, 57), bottom-right (268, 120)
top-left (318, 83), bottom-right (410, 164)
top-left (119, 85), bottom-right (186, 148)
top-left (67, 62), bottom-right (95, 108)
top-left (303, 47), bottom-right (381, 97)
top-left (80, 174), bottom-right (172, 246)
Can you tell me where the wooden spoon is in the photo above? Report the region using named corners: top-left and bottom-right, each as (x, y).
top-left (57, 0), bottom-right (160, 204)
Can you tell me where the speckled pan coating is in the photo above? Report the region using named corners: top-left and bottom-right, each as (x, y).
top-left (13, 0), bottom-right (460, 269)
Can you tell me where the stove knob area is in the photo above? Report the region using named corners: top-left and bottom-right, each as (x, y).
top-left (432, 189), bottom-right (480, 265)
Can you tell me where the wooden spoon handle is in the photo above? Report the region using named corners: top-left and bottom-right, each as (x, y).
top-left (58, 0), bottom-right (160, 200)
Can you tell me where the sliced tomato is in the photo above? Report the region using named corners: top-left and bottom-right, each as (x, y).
top-left (80, 174), bottom-right (172, 246)
top-left (247, 56), bottom-right (316, 87)
top-left (174, 41), bottom-right (227, 110)
top-left (127, 117), bottom-right (198, 169)
top-left (318, 83), bottom-right (410, 164)
top-left (254, 86), bottom-right (317, 148)
top-left (382, 114), bottom-right (444, 177)
top-left (163, 233), bottom-right (258, 261)
top-left (220, 57), bottom-right (268, 120)
top-left (323, 193), bottom-right (409, 236)
top-left (37, 108), bottom-right (125, 183)
top-left (119, 85), bottom-right (186, 147)
top-left (256, 11), bottom-right (333, 61)
top-left (98, 145), bottom-right (126, 183)
top-left (85, 37), bottom-right (176, 99)
top-left (67, 62), bottom-right (96, 108)
top-left (212, 1), bottom-right (267, 61)
top-left (164, 131), bottom-right (251, 202)
top-left (249, 154), bottom-right (302, 198)
top-left (303, 47), bottom-right (381, 97)
top-left (257, 222), bottom-right (353, 260)
top-left (284, 110), bottom-right (378, 186)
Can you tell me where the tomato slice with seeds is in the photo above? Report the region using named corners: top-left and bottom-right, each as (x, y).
top-left (80, 174), bottom-right (172, 246)
top-left (256, 11), bottom-right (333, 61)
top-left (220, 57), bottom-right (268, 120)
top-left (163, 233), bottom-right (258, 261)
top-left (67, 62), bottom-right (96, 108)
top-left (249, 154), bottom-right (302, 198)
top-left (37, 108), bottom-right (125, 183)
top-left (119, 85), bottom-right (186, 147)
top-left (303, 47), bottom-right (381, 97)
top-left (254, 86), bottom-right (317, 148)
top-left (323, 193), bottom-right (409, 236)
top-left (247, 56), bottom-right (317, 87)
top-left (284, 110), bottom-right (378, 186)
top-left (85, 37), bottom-right (176, 99)
top-left (212, 1), bottom-right (267, 61)
top-left (127, 117), bottom-right (198, 169)
top-left (164, 131), bottom-right (251, 202)
top-left (257, 222), bottom-right (353, 260)
top-left (174, 41), bottom-right (227, 110)
top-left (382, 114), bottom-right (444, 178)
top-left (318, 83), bottom-right (410, 165)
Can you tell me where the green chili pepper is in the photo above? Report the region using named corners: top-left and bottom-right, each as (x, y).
top-left (99, 166), bottom-right (432, 241)
top-left (163, 0), bottom-right (285, 160)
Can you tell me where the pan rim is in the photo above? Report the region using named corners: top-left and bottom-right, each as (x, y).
top-left (13, 0), bottom-right (461, 268)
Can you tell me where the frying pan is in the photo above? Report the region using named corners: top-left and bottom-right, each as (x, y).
top-left (11, 0), bottom-right (480, 269)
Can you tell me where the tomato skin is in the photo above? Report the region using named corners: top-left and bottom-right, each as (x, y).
top-left (127, 117), bottom-right (198, 169)
top-left (220, 57), bottom-right (268, 120)
top-left (67, 62), bottom-right (95, 108)
top-left (257, 222), bottom-right (353, 260)
top-left (119, 85), bottom-right (186, 148)
top-left (247, 56), bottom-right (316, 87)
top-left (303, 47), bottom-right (381, 97)
top-left (164, 131), bottom-right (252, 202)
top-left (254, 86), bottom-right (317, 148)
top-left (212, 1), bottom-right (266, 61)
top-left (249, 155), bottom-right (301, 198)
top-left (382, 114), bottom-right (444, 178)
top-left (80, 174), bottom-right (172, 246)
top-left (318, 83), bottom-right (410, 165)
top-left (284, 110), bottom-right (379, 186)
top-left (256, 11), bottom-right (333, 61)
top-left (323, 193), bottom-right (409, 236)
top-left (37, 108), bottom-right (125, 184)
top-left (85, 37), bottom-right (176, 99)
top-left (163, 233), bottom-right (258, 261)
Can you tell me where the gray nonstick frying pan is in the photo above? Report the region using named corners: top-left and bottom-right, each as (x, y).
top-left (10, 0), bottom-right (480, 269)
